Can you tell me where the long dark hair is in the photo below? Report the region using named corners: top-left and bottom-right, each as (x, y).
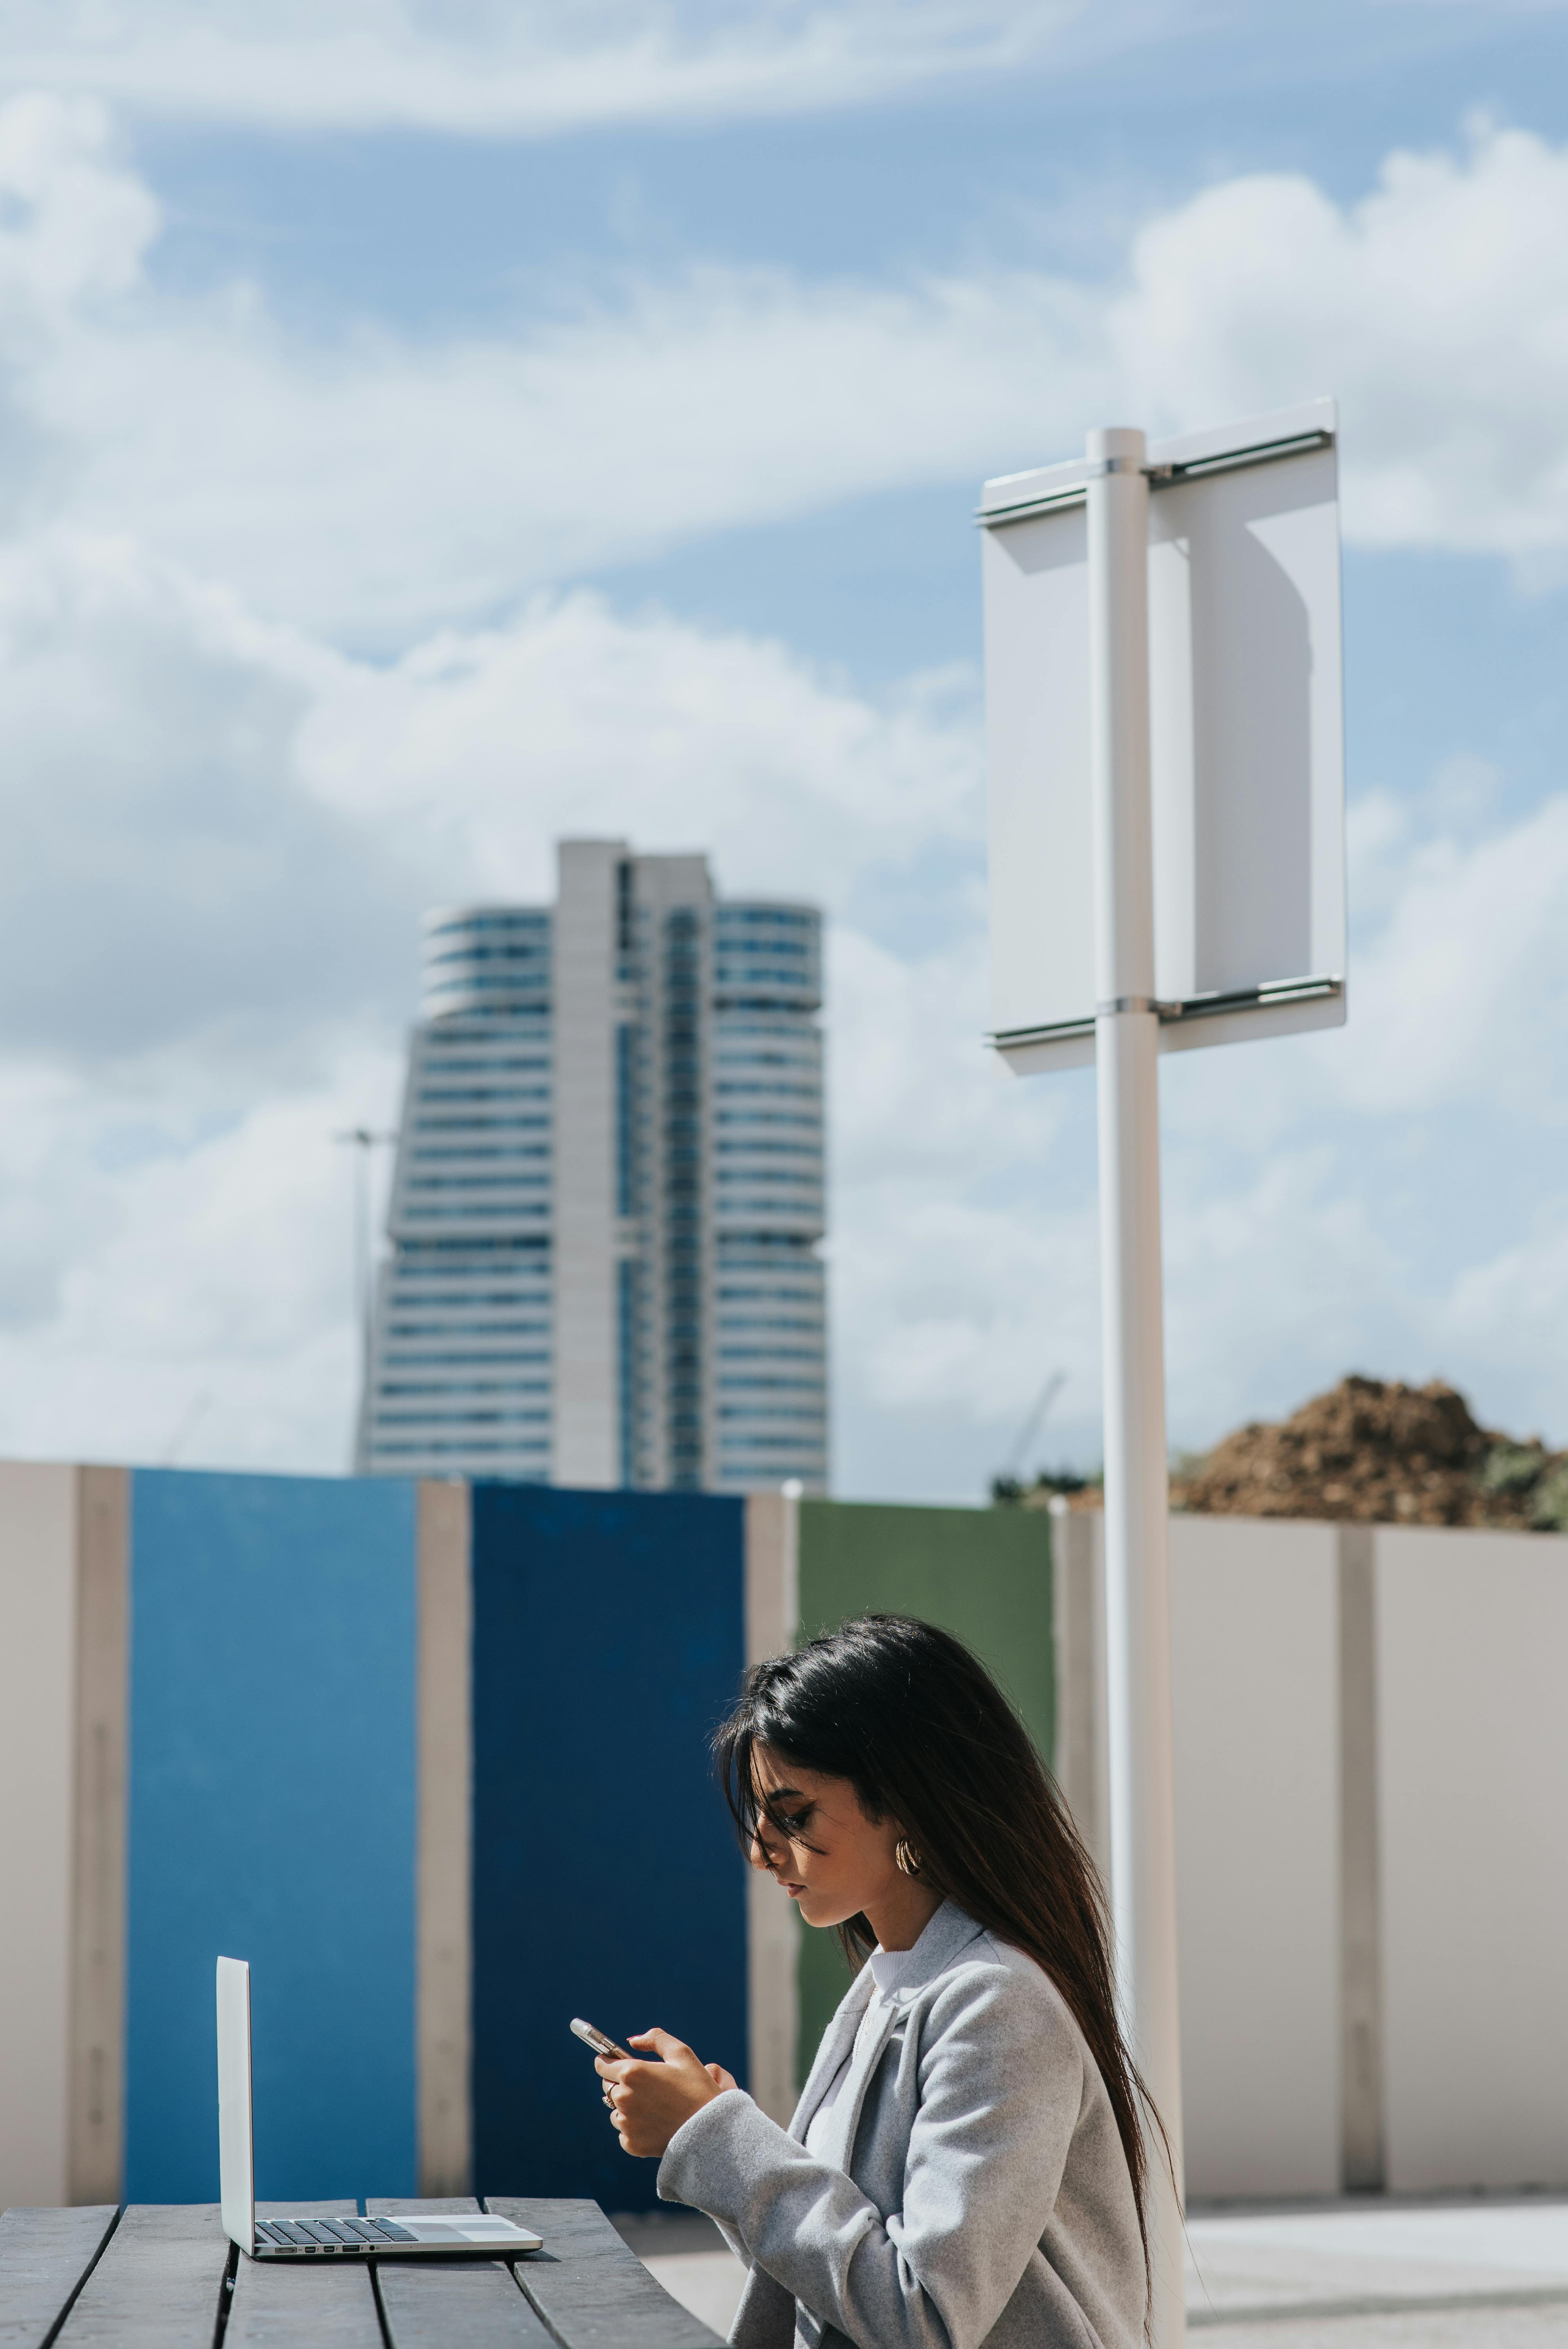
top-left (714, 1612), bottom-right (1162, 2281)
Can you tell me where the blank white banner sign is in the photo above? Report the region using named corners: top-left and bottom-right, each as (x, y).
top-left (982, 400), bottom-right (1347, 1073)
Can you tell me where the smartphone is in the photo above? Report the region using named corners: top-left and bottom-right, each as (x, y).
top-left (570, 2017), bottom-right (633, 2062)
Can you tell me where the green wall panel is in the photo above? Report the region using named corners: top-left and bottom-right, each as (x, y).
top-left (793, 1499), bottom-right (1054, 2083)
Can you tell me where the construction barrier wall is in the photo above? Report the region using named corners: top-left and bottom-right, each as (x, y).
top-left (125, 1470), bottom-right (420, 2205)
top-left (468, 1482), bottom-right (748, 2214)
top-left (1051, 1508), bottom-right (1568, 2201)
top-left (0, 1464), bottom-right (765, 2219)
top-left (3, 1463), bottom-right (1566, 2214)
top-left (793, 1499), bottom-right (1054, 2079)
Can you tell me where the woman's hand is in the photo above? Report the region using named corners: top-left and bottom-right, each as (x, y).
top-left (596, 2029), bottom-right (739, 2158)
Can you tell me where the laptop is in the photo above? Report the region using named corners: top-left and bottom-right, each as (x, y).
top-left (217, 1956), bottom-right (543, 2260)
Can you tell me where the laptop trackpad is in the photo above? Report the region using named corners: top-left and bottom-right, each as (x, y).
top-left (388, 2216), bottom-right (541, 2247)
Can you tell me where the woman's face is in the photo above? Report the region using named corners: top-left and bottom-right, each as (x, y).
top-left (748, 1743), bottom-right (903, 1930)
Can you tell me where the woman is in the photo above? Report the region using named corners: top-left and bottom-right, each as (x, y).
top-left (596, 1613), bottom-right (1156, 2349)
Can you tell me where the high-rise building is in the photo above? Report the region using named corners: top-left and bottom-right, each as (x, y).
top-left (356, 839), bottom-right (828, 1492)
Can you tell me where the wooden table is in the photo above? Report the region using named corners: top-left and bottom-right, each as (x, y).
top-left (0, 2196), bottom-right (725, 2348)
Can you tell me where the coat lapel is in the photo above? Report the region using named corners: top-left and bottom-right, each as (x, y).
top-left (786, 1902), bottom-right (988, 2150)
top-left (788, 1964), bottom-right (875, 2143)
top-left (810, 1993), bottom-right (900, 2172)
top-left (895, 1898), bottom-right (986, 1988)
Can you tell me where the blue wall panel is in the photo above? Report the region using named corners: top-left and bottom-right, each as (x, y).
top-left (125, 1469), bottom-right (418, 2203)
top-left (472, 1485), bottom-right (748, 2212)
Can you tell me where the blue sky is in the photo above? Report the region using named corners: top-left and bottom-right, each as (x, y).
top-left (1, 0), bottom-right (1567, 1495)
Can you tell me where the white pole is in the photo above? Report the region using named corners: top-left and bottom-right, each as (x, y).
top-left (1085, 424), bottom-right (1187, 2348)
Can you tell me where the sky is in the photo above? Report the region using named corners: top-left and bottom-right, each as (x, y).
top-left (2, 1), bottom-right (1568, 1499)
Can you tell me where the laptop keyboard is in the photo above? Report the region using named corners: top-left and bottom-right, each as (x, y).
top-left (256, 2218), bottom-right (415, 2250)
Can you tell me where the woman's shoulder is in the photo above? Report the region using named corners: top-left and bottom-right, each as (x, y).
top-left (916, 1916), bottom-right (1089, 2071)
top-left (930, 1921), bottom-right (1079, 2008)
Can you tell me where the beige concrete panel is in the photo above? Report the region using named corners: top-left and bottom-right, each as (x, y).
top-left (1170, 1514), bottom-right (1340, 2198)
top-left (0, 1462), bottom-right (78, 2208)
top-left (743, 1490), bottom-right (799, 2124)
top-left (416, 1481), bottom-right (472, 2195)
top-left (68, 1466), bottom-right (128, 2205)
top-left (744, 1490), bottom-right (798, 1670)
top-left (1376, 1526), bottom-right (1568, 2192)
top-left (1337, 1525), bottom-right (1385, 2193)
top-left (1048, 1502), bottom-right (1109, 1888)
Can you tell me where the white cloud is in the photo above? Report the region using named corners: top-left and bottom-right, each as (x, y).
top-left (5, 93), bottom-right (1568, 1489)
top-left (1336, 791), bottom-right (1568, 1118)
top-left (1157, 1124), bottom-right (1414, 1447)
top-left (296, 595), bottom-right (981, 909)
top-left (5, 519), bottom-right (1568, 1487)
top-left (1114, 121), bottom-right (1568, 558)
top-left (0, 1048), bottom-right (400, 1469)
top-left (13, 210), bottom-right (1103, 635)
top-left (0, 92), bottom-right (157, 307)
top-left (0, 532), bottom-right (996, 1473)
top-left (0, 2), bottom-right (1092, 137)
top-left (1156, 771), bottom-right (1568, 1147)
top-left (829, 757), bottom-right (1568, 1485)
top-left (0, 531), bottom-right (415, 1069)
top-left (3, 101), bottom-right (1568, 649)
top-left (1440, 1216), bottom-right (1568, 1436)
top-left (826, 923), bottom-right (1089, 1417)
top-left (14, 1), bottom-right (1551, 143)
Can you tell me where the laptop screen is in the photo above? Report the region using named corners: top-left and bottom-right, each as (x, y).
top-left (216, 1956), bottom-right (255, 2253)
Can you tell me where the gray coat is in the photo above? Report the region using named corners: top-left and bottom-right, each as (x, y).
top-left (658, 1900), bottom-right (1147, 2349)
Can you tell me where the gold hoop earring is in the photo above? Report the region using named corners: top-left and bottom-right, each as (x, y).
top-left (894, 1837), bottom-right (923, 1880)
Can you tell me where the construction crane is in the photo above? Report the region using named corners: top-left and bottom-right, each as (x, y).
top-left (1003, 1369), bottom-right (1068, 1486)
top-left (334, 1126), bottom-right (398, 1462)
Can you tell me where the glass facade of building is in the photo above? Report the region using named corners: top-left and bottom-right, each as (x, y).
top-left (357, 847), bottom-right (827, 1492)
top-left (710, 904), bottom-right (827, 1491)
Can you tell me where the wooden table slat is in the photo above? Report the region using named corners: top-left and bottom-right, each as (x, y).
top-left (367, 2201), bottom-right (551, 2349)
top-left (8, 2198), bottom-right (722, 2349)
top-left (485, 2199), bottom-right (723, 2349)
top-left (0, 2206), bottom-right (120, 2349)
top-left (225, 2202), bottom-right (383, 2349)
top-left (51, 2205), bottom-right (230, 2349)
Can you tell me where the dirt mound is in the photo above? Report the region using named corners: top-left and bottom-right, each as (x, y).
top-left (1176, 1374), bottom-right (1566, 1529)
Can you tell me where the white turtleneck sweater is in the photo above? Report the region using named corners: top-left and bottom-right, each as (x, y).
top-left (802, 1938), bottom-right (918, 2159)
